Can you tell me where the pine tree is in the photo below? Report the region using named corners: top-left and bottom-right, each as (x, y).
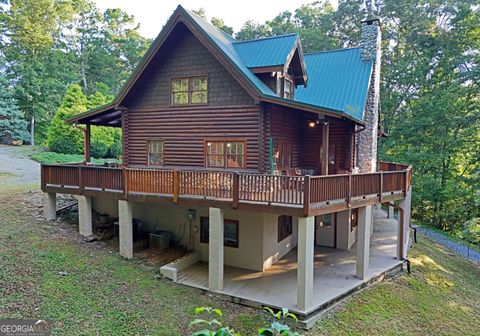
top-left (0, 73), bottom-right (29, 144)
top-left (46, 84), bottom-right (87, 154)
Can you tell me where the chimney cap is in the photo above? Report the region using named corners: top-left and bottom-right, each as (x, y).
top-left (361, 18), bottom-right (382, 30)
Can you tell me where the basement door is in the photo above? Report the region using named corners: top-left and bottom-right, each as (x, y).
top-left (315, 214), bottom-right (336, 248)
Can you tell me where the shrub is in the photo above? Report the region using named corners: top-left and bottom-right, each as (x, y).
top-left (46, 84), bottom-right (86, 154)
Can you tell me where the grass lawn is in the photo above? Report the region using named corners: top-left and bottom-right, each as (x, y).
top-left (30, 151), bottom-right (119, 165)
top-left (15, 145), bottom-right (119, 165)
top-left (0, 187), bottom-right (479, 335)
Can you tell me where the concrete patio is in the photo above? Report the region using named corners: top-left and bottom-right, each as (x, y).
top-left (176, 208), bottom-right (404, 316)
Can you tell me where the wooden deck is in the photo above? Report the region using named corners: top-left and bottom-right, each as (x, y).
top-left (41, 161), bottom-right (412, 216)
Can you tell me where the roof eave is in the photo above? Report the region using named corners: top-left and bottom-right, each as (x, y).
top-left (260, 95), bottom-right (365, 125)
top-left (65, 102), bottom-right (117, 124)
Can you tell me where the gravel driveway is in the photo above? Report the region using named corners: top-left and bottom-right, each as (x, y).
top-left (417, 226), bottom-right (480, 263)
top-left (0, 145), bottom-right (40, 187)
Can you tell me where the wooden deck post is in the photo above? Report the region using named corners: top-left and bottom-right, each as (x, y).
top-left (303, 176), bottom-right (311, 216)
top-left (232, 172), bottom-right (239, 209)
top-left (173, 170), bottom-right (179, 203)
top-left (84, 123), bottom-right (91, 163)
top-left (122, 167), bottom-right (128, 199)
top-left (379, 172), bottom-right (383, 203)
top-left (321, 122), bottom-right (329, 175)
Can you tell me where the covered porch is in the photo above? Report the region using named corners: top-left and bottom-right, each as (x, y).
top-left (174, 206), bottom-right (405, 316)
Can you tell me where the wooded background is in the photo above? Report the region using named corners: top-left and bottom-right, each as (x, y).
top-left (1, 0), bottom-right (479, 240)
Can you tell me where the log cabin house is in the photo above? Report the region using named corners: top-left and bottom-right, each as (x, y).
top-left (41, 5), bottom-right (413, 321)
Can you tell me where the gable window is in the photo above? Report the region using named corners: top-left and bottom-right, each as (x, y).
top-left (171, 76), bottom-right (207, 105)
top-left (278, 215), bottom-right (293, 242)
top-left (200, 217), bottom-right (239, 248)
top-left (206, 141), bottom-right (245, 169)
top-left (283, 78), bottom-right (293, 99)
top-left (147, 140), bottom-right (164, 165)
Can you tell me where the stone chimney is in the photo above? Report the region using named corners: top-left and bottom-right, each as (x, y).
top-left (356, 18), bottom-right (381, 173)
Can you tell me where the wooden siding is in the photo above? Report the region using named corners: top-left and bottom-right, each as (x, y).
top-left (126, 105), bottom-right (261, 170)
top-left (125, 23), bottom-right (254, 109)
top-left (264, 104), bottom-right (355, 174)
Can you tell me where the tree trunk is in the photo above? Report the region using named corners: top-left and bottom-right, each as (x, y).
top-left (30, 115), bottom-right (35, 146)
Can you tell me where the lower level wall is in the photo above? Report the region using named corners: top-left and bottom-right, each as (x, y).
top-left (92, 198), bottom-right (264, 271)
top-left (262, 213), bottom-right (298, 271)
top-left (336, 209), bottom-right (357, 250)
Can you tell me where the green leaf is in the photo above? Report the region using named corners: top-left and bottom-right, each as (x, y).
top-left (271, 322), bottom-right (290, 332)
top-left (192, 330), bottom-right (213, 336)
top-left (195, 307), bottom-right (209, 315)
top-left (258, 328), bottom-right (274, 336)
top-left (212, 308), bottom-right (223, 317)
top-left (190, 318), bottom-right (208, 327)
top-left (263, 306), bottom-right (275, 316)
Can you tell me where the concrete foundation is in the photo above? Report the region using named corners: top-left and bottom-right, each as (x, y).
top-left (43, 192), bottom-right (56, 221)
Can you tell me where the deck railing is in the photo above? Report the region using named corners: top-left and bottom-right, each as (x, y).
top-left (41, 162), bottom-right (412, 212)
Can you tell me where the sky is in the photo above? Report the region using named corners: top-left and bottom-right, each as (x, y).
top-left (94, 0), bottom-right (338, 38)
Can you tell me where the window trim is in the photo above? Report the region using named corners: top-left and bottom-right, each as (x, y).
top-left (283, 77), bottom-right (294, 99)
top-left (170, 75), bottom-right (208, 106)
top-left (204, 139), bottom-right (247, 169)
top-left (278, 215), bottom-right (293, 242)
top-left (146, 139), bottom-right (165, 166)
top-left (200, 216), bottom-right (239, 248)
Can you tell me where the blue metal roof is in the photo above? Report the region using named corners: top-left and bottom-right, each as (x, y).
top-left (185, 8), bottom-right (275, 96)
top-left (295, 48), bottom-right (373, 121)
top-left (233, 34), bottom-right (299, 68)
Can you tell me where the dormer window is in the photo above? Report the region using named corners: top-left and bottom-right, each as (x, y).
top-left (283, 78), bottom-right (293, 99)
top-left (171, 76), bottom-right (208, 105)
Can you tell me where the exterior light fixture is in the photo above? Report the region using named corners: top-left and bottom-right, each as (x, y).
top-left (308, 121), bottom-right (317, 128)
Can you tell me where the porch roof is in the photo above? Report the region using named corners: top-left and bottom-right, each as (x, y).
top-left (65, 103), bottom-right (122, 127)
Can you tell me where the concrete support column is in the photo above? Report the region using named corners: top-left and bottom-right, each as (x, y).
top-left (77, 195), bottom-right (92, 237)
top-left (297, 216), bottom-right (315, 311)
top-left (208, 207), bottom-right (224, 291)
top-left (356, 206), bottom-right (372, 280)
top-left (388, 204), bottom-right (394, 219)
top-left (43, 192), bottom-right (56, 221)
top-left (398, 187), bottom-right (412, 259)
top-left (119, 200), bottom-right (133, 259)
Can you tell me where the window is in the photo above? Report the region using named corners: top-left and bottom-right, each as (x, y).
top-left (200, 217), bottom-right (239, 248)
top-left (283, 78), bottom-right (293, 99)
top-left (147, 140), bottom-right (164, 165)
top-left (315, 214), bottom-right (333, 228)
top-left (206, 141), bottom-right (245, 169)
top-left (278, 215), bottom-right (293, 242)
top-left (351, 208), bottom-right (358, 231)
top-left (171, 76), bottom-right (207, 105)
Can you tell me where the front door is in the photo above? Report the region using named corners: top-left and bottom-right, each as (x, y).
top-left (315, 214), bottom-right (336, 248)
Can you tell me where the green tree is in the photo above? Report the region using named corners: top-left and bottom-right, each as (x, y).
top-left (0, 69), bottom-right (29, 143)
top-left (1, 0), bottom-right (73, 144)
top-left (46, 84), bottom-right (87, 154)
top-left (211, 17), bottom-right (233, 35)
